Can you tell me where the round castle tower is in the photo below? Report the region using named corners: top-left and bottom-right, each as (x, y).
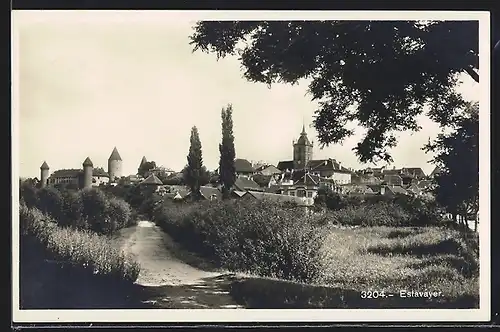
top-left (107, 147), bottom-right (123, 182)
top-left (40, 161), bottom-right (49, 188)
top-left (83, 157), bottom-right (93, 189)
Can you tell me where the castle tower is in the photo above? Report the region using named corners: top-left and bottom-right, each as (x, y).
top-left (107, 147), bottom-right (123, 182)
top-left (82, 157), bottom-right (94, 189)
top-left (40, 161), bottom-right (49, 188)
top-left (293, 124), bottom-right (313, 169)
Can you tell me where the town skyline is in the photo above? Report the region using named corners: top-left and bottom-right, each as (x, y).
top-left (14, 11), bottom-right (480, 179)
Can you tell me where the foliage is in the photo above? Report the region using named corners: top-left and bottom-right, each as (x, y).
top-left (107, 197), bottom-right (134, 228)
top-left (252, 174), bottom-right (272, 188)
top-left (219, 104), bottom-right (237, 199)
top-left (138, 161), bottom-right (156, 178)
top-left (20, 204), bottom-right (140, 284)
top-left (190, 20), bottom-right (478, 163)
top-left (183, 126), bottom-right (207, 200)
top-left (20, 179), bottom-right (38, 208)
top-left (153, 199), bottom-right (326, 283)
top-left (423, 101), bottom-right (479, 230)
top-left (35, 186), bottom-right (65, 221)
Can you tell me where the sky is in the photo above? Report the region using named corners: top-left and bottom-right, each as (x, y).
top-left (13, 11), bottom-right (481, 179)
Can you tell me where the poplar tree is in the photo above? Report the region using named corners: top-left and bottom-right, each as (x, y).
top-left (184, 126), bottom-right (204, 200)
top-left (219, 104), bottom-right (236, 199)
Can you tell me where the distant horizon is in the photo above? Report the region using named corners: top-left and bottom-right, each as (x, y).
top-left (14, 11), bottom-right (480, 179)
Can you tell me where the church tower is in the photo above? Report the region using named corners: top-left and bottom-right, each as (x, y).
top-left (107, 147), bottom-right (123, 182)
top-left (40, 161), bottom-right (49, 188)
top-left (293, 125), bottom-right (313, 169)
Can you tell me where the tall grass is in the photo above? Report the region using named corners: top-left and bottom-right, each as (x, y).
top-left (20, 204), bottom-right (140, 282)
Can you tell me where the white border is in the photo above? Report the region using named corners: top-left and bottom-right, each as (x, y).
top-left (11, 10), bottom-right (491, 323)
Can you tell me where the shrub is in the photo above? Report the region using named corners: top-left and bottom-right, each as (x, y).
top-left (35, 187), bottom-right (64, 221)
top-left (154, 199), bottom-right (327, 283)
top-left (107, 197), bottom-right (133, 228)
top-left (79, 188), bottom-right (116, 234)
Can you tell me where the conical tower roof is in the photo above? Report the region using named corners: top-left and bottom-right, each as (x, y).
top-left (139, 156), bottom-right (147, 168)
top-left (40, 161), bottom-right (49, 170)
top-left (141, 174), bottom-right (163, 185)
top-left (108, 147), bottom-right (122, 161)
top-left (83, 157), bottom-right (93, 167)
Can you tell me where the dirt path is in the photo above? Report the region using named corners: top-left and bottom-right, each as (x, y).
top-left (115, 221), bottom-right (244, 309)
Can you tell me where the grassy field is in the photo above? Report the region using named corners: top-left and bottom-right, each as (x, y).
top-left (230, 226), bottom-right (479, 308)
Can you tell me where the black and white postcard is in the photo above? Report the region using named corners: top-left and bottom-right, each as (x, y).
top-left (11, 10), bottom-right (491, 323)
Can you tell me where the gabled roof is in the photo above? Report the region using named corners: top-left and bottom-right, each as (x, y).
top-left (141, 174), bottom-right (163, 185)
top-left (235, 158), bottom-right (254, 173)
top-left (108, 147), bottom-right (122, 161)
top-left (234, 177), bottom-right (261, 191)
top-left (40, 161), bottom-right (49, 170)
top-left (199, 186), bottom-right (222, 199)
top-left (83, 157), bottom-right (93, 167)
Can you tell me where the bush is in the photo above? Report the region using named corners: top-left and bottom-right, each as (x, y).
top-left (36, 187), bottom-right (65, 221)
top-left (108, 197), bottom-right (133, 228)
top-left (154, 199), bottom-right (327, 283)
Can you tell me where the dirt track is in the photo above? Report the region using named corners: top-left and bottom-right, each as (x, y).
top-left (115, 221), bottom-right (244, 309)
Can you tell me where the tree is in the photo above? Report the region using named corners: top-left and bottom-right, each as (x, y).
top-left (423, 101), bottom-right (479, 232)
top-left (19, 179), bottom-right (38, 208)
top-left (218, 104), bottom-right (237, 198)
top-left (190, 20), bottom-right (479, 163)
top-left (184, 126), bottom-right (206, 200)
top-left (138, 161), bottom-right (157, 178)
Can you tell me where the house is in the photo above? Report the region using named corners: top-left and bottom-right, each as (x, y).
top-left (234, 177), bottom-right (262, 192)
top-left (255, 165), bottom-right (282, 176)
top-left (277, 126), bottom-right (352, 185)
top-left (234, 158), bottom-right (255, 178)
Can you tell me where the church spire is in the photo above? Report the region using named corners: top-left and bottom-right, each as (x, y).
top-left (301, 123), bottom-right (306, 135)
